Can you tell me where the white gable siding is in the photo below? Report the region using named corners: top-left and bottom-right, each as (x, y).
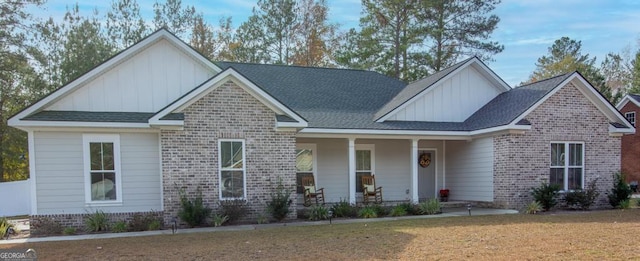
top-left (445, 137), bottom-right (494, 201)
top-left (46, 39), bottom-right (214, 112)
top-left (34, 131), bottom-right (161, 214)
top-left (389, 66), bottom-right (502, 122)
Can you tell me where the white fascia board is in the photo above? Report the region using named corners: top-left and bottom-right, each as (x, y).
top-left (468, 124), bottom-right (531, 136)
top-left (609, 125), bottom-right (636, 134)
top-left (616, 95), bottom-right (640, 110)
top-left (276, 121), bottom-right (308, 128)
top-left (9, 29), bottom-right (220, 127)
top-left (10, 120), bottom-right (151, 130)
top-left (298, 124), bottom-right (529, 138)
top-left (469, 59), bottom-right (512, 92)
top-left (150, 68), bottom-right (307, 127)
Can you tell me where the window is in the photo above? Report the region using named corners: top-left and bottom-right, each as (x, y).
top-left (296, 144), bottom-right (316, 194)
top-left (219, 140), bottom-right (245, 199)
top-left (625, 111), bottom-right (636, 126)
top-left (550, 142), bottom-right (584, 191)
top-left (356, 145), bottom-right (374, 193)
top-left (83, 134), bottom-right (122, 205)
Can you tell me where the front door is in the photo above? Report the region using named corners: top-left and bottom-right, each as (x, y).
top-left (418, 150), bottom-right (436, 200)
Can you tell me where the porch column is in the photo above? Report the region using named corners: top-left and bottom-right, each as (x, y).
top-left (411, 139), bottom-right (419, 203)
top-left (348, 138), bottom-right (356, 204)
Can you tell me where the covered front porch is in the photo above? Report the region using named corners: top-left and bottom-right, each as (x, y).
top-left (295, 135), bottom-right (495, 206)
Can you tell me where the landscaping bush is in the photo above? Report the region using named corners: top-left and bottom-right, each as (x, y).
top-left (178, 188), bottom-right (212, 227)
top-left (371, 204), bottom-right (388, 217)
top-left (219, 199), bottom-right (248, 224)
top-left (331, 199), bottom-right (357, 218)
top-left (112, 221), bottom-right (127, 233)
top-left (618, 199), bottom-right (631, 209)
top-left (389, 205), bottom-right (408, 217)
top-left (0, 217), bottom-right (15, 238)
top-left (531, 183), bottom-right (560, 211)
top-left (30, 217), bottom-right (63, 236)
top-left (608, 172), bottom-right (632, 208)
top-left (358, 206), bottom-right (378, 218)
top-left (129, 213), bottom-right (162, 231)
top-left (266, 177), bottom-right (292, 221)
top-left (85, 210), bottom-right (109, 232)
top-left (211, 213), bottom-right (229, 227)
top-left (524, 201), bottom-right (542, 214)
top-left (397, 202), bottom-right (418, 215)
top-left (307, 205), bottom-right (330, 221)
top-left (564, 179), bottom-right (599, 210)
top-left (62, 227), bottom-right (76, 235)
top-left (418, 198), bottom-right (441, 215)
top-left (148, 220), bottom-right (162, 231)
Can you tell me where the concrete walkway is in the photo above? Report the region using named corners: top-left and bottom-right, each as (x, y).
top-left (0, 207), bottom-right (518, 245)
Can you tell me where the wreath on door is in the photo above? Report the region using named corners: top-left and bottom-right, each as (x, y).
top-left (419, 152), bottom-right (431, 168)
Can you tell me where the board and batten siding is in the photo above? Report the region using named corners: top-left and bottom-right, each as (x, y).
top-left (45, 39), bottom-right (215, 112)
top-left (388, 65), bottom-right (503, 122)
top-left (445, 137), bottom-right (494, 201)
top-left (34, 131), bottom-right (162, 214)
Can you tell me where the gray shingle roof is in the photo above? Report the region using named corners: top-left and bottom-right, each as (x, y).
top-left (22, 111), bottom-right (156, 123)
top-left (630, 93), bottom-right (640, 103)
top-left (374, 57), bottom-right (474, 120)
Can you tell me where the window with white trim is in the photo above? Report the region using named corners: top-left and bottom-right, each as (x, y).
top-left (83, 134), bottom-right (122, 204)
top-left (296, 144), bottom-right (316, 194)
top-left (550, 142), bottom-right (584, 191)
top-left (625, 111), bottom-right (636, 126)
top-left (356, 145), bottom-right (375, 193)
top-left (219, 140), bottom-right (245, 199)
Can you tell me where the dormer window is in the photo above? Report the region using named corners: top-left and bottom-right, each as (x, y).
top-left (626, 111), bottom-right (636, 126)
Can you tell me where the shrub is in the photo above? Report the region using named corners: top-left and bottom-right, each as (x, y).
top-left (148, 220), bottom-right (162, 231)
top-left (85, 210), bottom-right (109, 232)
top-left (256, 213), bottom-right (269, 224)
top-left (112, 221), bottom-right (127, 233)
top-left (178, 188), bottom-right (212, 227)
top-left (331, 199), bottom-right (357, 218)
top-left (31, 217), bottom-right (63, 236)
top-left (531, 183), bottom-right (561, 211)
top-left (608, 172), bottom-right (632, 208)
top-left (524, 201), bottom-right (542, 214)
top-left (266, 178), bottom-right (292, 221)
top-left (418, 198), bottom-right (441, 215)
top-left (397, 202), bottom-right (418, 215)
top-left (307, 205), bottom-right (330, 221)
top-left (619, 199), bottom-right (631, 209)
top-left (63, 227), bottom-right (76, 235)
top-left (219, 199), bottom-right (248, 224)
top-left (129, 213), bottom-right (161, 231)
top-left (211, 213), bottom-right (229, 227)
top-left (0, 218), bottom-right (15, 238)
top-left (389, 205), bottom-right (408, 217)
top-left (564, 179), bottom-right (600, 210)
top-left (358, 206), bottom-right (378, 218)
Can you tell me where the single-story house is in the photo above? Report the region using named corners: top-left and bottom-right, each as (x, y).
top-left (616, 94), bottom-right (640, 182)
top-left (8, 29), bottom-right (635, 228)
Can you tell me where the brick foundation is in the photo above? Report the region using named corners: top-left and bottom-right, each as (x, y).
top-left (30, 211), bottom-right (163, 235)
top-left (493, 82), bottom-right (620, 209)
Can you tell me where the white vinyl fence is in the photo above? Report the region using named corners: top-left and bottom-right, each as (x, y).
top-left (0, 179), bottom-right (30, 217)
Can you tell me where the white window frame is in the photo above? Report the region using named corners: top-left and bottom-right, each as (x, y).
top-left (296, 143), bottom-right (317, 194)
top-left (356, 144), bottom-right (375, 193)
top-left (218, 139), bottom-right (246, 200)
top-left (550, 141), bottom-right (585, 191)
top-left (83, 134), bottom-right (123, 206)
top-left (625, 111), bottom-right (636, 126)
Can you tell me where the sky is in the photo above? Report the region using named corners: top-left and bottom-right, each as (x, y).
top-left (32, 0), bottom-right (640, 86)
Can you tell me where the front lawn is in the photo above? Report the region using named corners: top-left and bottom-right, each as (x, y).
top-left (1, 209), bottom-right (639, 260)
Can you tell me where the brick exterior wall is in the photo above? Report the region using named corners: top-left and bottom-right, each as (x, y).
top-left (161, 80), bottom-right (297, 225)
top-left (619, 102), bottom-right (640, 182)
top-left (493, 82), bottom-right (621, 209)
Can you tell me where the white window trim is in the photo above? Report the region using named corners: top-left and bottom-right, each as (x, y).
top-left (550, 141), bottom-right (585, 191)
top-left (218, 139), bottom-right (247, 200)
top-left (355, 144), bottom-right (375, 174)
top-left (296, 143), bottom-right (317, 193)
top-left (83, 134), bottom-right (123, 206)
top-left (625, 111), bottom-right (636, 126)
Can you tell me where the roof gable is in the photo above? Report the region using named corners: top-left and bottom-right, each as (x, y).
top-left (9, 29), bottom-right (221, 128)
top-left (375, 57), bottom-right (511, 122)
top-left (149, 68), bottom-right (307, 128)
top-left (616, 93), bottom-right (640, 110)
